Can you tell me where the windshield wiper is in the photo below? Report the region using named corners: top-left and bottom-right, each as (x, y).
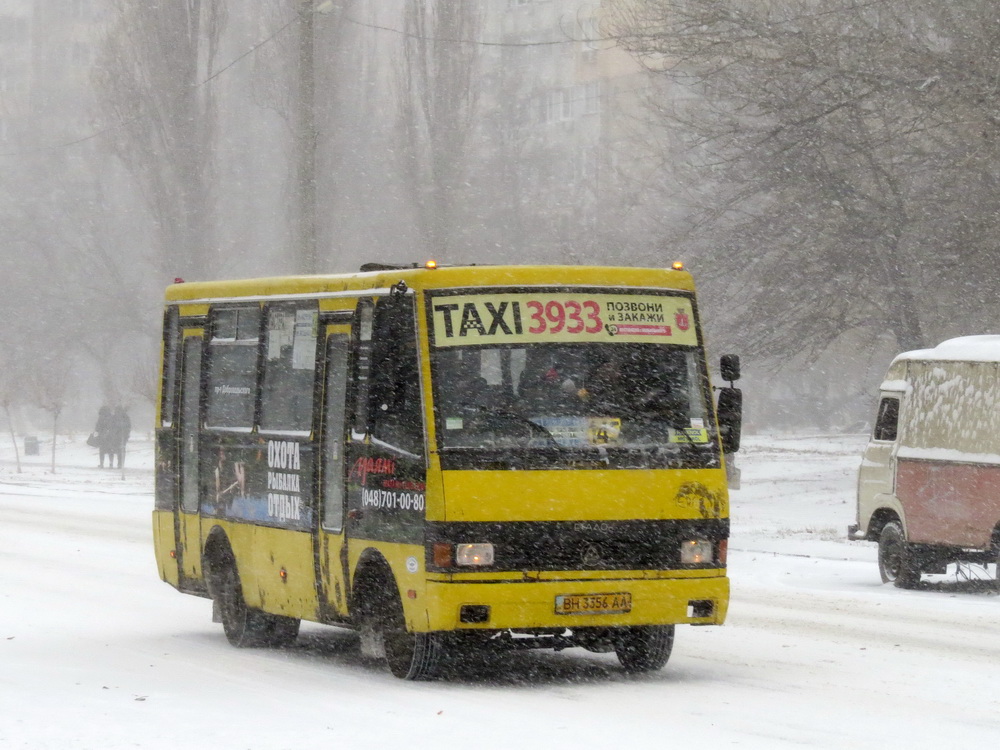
top-left (445, 404), bottom-right (562, 449)
top-left (484, 409), bottom-right (562, 449)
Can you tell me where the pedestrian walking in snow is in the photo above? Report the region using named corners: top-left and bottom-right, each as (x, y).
top-left (110, 406), bottom-right (131, 470)
top-left (93, 406), bottom-right (114, 468)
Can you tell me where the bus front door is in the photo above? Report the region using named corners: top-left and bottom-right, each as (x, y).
top-left (317, 328), bottom-right (351, 619)
top-left (177, 335), bottom-right (204, 583)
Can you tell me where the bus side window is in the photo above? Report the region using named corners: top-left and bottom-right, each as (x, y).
top-left (874, 396), bottom-right (900, 441)
top-left (205, 306), bottom-right (261, 431)
top-left (260, 303), bottom-right (319, 433)
top-left (367, 296), bottom-right (423, 456)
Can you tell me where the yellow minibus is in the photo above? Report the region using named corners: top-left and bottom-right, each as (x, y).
top-left (153, 263), bottom-right (742, 679)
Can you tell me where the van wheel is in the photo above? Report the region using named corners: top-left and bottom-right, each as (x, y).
top-left (994, 543), bottom-right (1000, 593)
top-left (614, 625), bottom-right (675, 673)
top-left (215, 559), bottom-right (300, 647)
top-left (358, 572), bottom-right (444, 680)
top-left (878, 521), bottom-right (920, 589)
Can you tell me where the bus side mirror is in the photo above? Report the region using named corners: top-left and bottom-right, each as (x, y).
top-left (720, 354), bottom-right (740, 383)
top-left (717, 387), bottom-right (743, 454)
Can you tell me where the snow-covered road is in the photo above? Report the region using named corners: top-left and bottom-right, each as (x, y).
top-left (1, 435), bottom-right (998, 749)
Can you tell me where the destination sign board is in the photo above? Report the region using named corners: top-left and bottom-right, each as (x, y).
top-left (430, 292), bottom-right (698, 347)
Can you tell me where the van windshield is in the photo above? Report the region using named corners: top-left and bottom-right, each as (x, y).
top-left (431, 343), bottom-right (718, 469)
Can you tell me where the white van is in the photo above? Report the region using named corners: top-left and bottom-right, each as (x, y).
top-left (850, 336), bottom-right (1000, 588)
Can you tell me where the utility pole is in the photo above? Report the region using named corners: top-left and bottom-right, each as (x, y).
top-left (295, 0), bottom-right (318, 274)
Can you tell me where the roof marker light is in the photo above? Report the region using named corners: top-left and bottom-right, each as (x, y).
top-left (425, 259), bottom-right (438, 269)
top-left (671, 262), bottom-right (684, 271)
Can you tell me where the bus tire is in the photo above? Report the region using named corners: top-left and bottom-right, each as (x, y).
top-left (878, 521), bottom-right (920, 589)
top-left (268, 616), bottom-right (301, 646)
top-left (216, 559), bottom-right (299, 648)
top-left (614, 624), bottom-right (674, 673)
top-left (384, 622), bottom-right (445, 681)
top-left (358, 571), bottom-right (444, 680)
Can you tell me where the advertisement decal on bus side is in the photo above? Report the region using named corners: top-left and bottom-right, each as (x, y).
top-left (201, 439), bottom-right (313, 530)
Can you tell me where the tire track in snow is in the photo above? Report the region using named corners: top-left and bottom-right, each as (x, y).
top-left (729, 588), bottom-right (1000, 663)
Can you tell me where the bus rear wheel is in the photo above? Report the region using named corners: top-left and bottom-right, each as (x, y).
top-left (614, 625), bottom-right (674, 673)
top-left (215, 559), bottom-right (300, 648)
top-left (878, 521), bottom-right (920, 589)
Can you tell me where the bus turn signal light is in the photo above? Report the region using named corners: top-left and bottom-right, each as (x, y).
top-left (433, 543), bottom-right (453, 568)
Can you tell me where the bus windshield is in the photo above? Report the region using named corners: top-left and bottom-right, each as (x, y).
top-left (431, 342), bottom-right (716, 469)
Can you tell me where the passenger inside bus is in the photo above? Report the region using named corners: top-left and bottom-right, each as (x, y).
top-left (518, 363), bottom-right (579, 411)
top-left (454, 356), bottom-right (490, 406)
top-left (579, 359), bottom-right (623, 408)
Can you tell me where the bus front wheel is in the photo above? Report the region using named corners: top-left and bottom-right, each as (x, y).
top-left (357, 571), bottom-right (444, 680)
top-left (215, 559), bottom-right (300, 648)
top-left (614, 625), bottom-right (675, 673)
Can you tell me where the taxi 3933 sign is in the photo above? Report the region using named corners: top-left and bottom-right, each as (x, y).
top-left (431, 292), bottom-right (698, 347)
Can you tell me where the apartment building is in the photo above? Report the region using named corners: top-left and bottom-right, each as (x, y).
top-left (477, 0), bottom-right (657, 259)
top-left (0, 0), bottom-right (33, 145)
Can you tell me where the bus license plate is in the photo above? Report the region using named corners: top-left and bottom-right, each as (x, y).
top-left (555, 592), bottom-right (632, 615)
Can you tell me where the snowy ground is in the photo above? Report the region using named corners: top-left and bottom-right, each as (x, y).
top-left (1, 433), bottom-right (999, 749)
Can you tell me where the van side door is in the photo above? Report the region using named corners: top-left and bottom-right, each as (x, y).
top-left (857, 391), bottom-right (903, 533)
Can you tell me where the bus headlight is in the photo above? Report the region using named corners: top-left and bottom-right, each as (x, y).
top-left (455, 543), bottom-right (495, 566)
top-left (680, 539), bottom-right (713, 564)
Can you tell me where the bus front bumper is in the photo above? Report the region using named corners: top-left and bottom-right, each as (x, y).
top-left (421, 574), bottom-right (729, 632)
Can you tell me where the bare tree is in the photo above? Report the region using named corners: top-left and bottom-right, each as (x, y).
top-left (33, 355), bottom-right (72, 474)
top-left (396, 1), bottom-right (482, 257)
top-left (0, 349), bottom-right (26, 474)
top-left (129, 344), bottom-right (163, 410)
top-left (94, 1), bottom-right (228, 280)
top-left (608, 0), bottom-right (1000, 360)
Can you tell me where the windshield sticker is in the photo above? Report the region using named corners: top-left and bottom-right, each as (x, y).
top-left (670, 427), bottom-right (710, 444)
top-left (431, 293), bottom-right (697, 347)
top-left (531, 417), bottom-right (623, 447)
